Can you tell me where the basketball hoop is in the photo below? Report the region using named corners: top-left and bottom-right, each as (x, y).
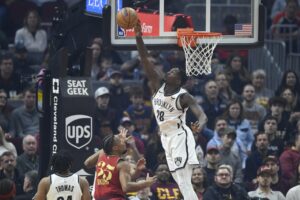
top-left (177, 29), bottom-right (222, 76)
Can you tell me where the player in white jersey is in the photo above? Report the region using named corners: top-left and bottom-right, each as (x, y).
top-left (134, 21), bottom-right (207, 200)
top-left (35, 150), bottom-right (91, 200)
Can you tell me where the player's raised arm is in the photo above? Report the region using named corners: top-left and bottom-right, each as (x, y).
top-left (181, 93), bottom-right (207, 131)
top-left (84, 149), bottom-right (104, 168)
top-left (134, 21), bottom-right (163, 93)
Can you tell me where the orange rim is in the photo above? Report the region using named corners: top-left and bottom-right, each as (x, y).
top-left (177, 28), bottom-right (222, 47)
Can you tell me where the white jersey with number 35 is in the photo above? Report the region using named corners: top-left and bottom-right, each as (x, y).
top-left (152, 83), bottom-right (188, 133)
top-left (46, 174), bottom-right (82, 200)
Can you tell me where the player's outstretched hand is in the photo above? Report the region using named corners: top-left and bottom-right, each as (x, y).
top-left (145, 173), bottom-right (157, 186)
top-left (191, 121), bottom-right (203, 133)
top-left (134, 20), bottom-right (142, 37)
top-left (136, 158), bottom-right (146, 171)
top-left (118, 128), bottom-right (128, 140)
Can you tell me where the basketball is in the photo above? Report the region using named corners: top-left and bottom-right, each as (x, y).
top-left (116, 7), bottom-right (138, 29)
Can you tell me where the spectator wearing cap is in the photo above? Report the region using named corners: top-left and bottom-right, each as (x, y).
top-left (0, 53), bottom-right (23, 98)
top-left (245, 132), bottom-right (272, 191)
top-left (263, 155), bottom-right (283, 192)
top-left (259, 97), bottom-right (293, 142)
top-left (280, 133), bottom-right (300, 194)
top-left (248, 165), bottom-right (285, 200)
top-left (218, 127), bottom-right (244, 184)
top-left (108, 70), bottom-right (130, 118)
top-left (118, 116), bottom-right (144, 161)
top-left (93, 86), bottom-right (119, 136)
top-left (204, 147), bottom-right (220, 185)
top-left (203, 164), bottom-right (249, 200)
top-left (124, 86), bottom-right (153, 142)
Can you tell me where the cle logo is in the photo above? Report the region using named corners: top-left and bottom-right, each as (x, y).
top-left (65, 115), bottom-right (92, 149)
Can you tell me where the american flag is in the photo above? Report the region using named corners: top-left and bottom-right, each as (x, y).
top-left (234, 24), bottom-right (253, 36)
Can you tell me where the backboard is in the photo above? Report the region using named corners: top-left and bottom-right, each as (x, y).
top-left (105, 0), bottom-right (265, 50)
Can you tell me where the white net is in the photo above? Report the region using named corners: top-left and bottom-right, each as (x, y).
top-left (180, 34), bottom-right (222, 76)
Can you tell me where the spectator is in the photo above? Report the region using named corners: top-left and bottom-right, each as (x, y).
top-left (280, 87), bottom-right (300, 125)
top-left (16, 135), bottom-right (39, 178)
top-left (245, 132), bottom-right (272, 190)
top-left (215, 71), bottom-right (239, 105)
top-left (0, 53), bottom-right (23, 98)
top-left (90, 40), bottom-right (102, 80)
top-left (10, 87), bottom-right (40, 138)
top-left (280, 133), bottom-right (300, 194)
top-left (203, 164), bottom-right (249, 200)
top-left (251, 69), bottom-right (274, 108)
top-left (15, 170), bottom-right (38, 200)
top-left (272, 0), bottom-right (300, 53)
top-left (201, 80), bottom-right (227, 129)
top-left (242, 84), bottom-right (267, 134)
top-left (271, 0), bottom-right (300, 19)
top-left (0, 89), bottom-right (13, 133)
top-left (275, 70), bottom-right (300, 98)
top-left (225, 54), bottom-right (250, 95)
top-left (206, 117), bottom-right (228, 150)
top-left (204, 147), bottom-right (221, 186)
top-left (260, 97), bottom-right (293, 142)
top-left (263, 155), bottom-right (283, 192)
top-left (191, 166), bottom-right (207, 200)
top-left (263, 116), bottom-right (285, 157)
top-left (218, 128), bottom-right (244, 184)
top-left (0, 125), bottom-right (17, 157)
top-left (13, 42), bottom-right (35, 76)
top-left (14, 10), bottom-right (47, 64)
top-left (223, 99), bottom-right (254, 168)
top-left (0, 178), bottom-right (16, 200)
top-left (108, 70), bottom-right (131, 119)
top-left (93, 86), bottom-right (119, 136)
top-left (248, 165), bottom-right (285, 200)
top-left (150, 163), bottom-right (181, 200)
top-left (0, 151), bottom-right (23, 195)
top-left (124, 86), bottom-right (153, 141)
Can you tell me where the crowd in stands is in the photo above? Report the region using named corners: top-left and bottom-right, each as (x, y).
top-left (0, 0), bottom-right (299, 199)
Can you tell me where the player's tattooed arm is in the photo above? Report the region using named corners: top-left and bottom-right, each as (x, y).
top-left (181, 93), bottom-right (207, 132)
